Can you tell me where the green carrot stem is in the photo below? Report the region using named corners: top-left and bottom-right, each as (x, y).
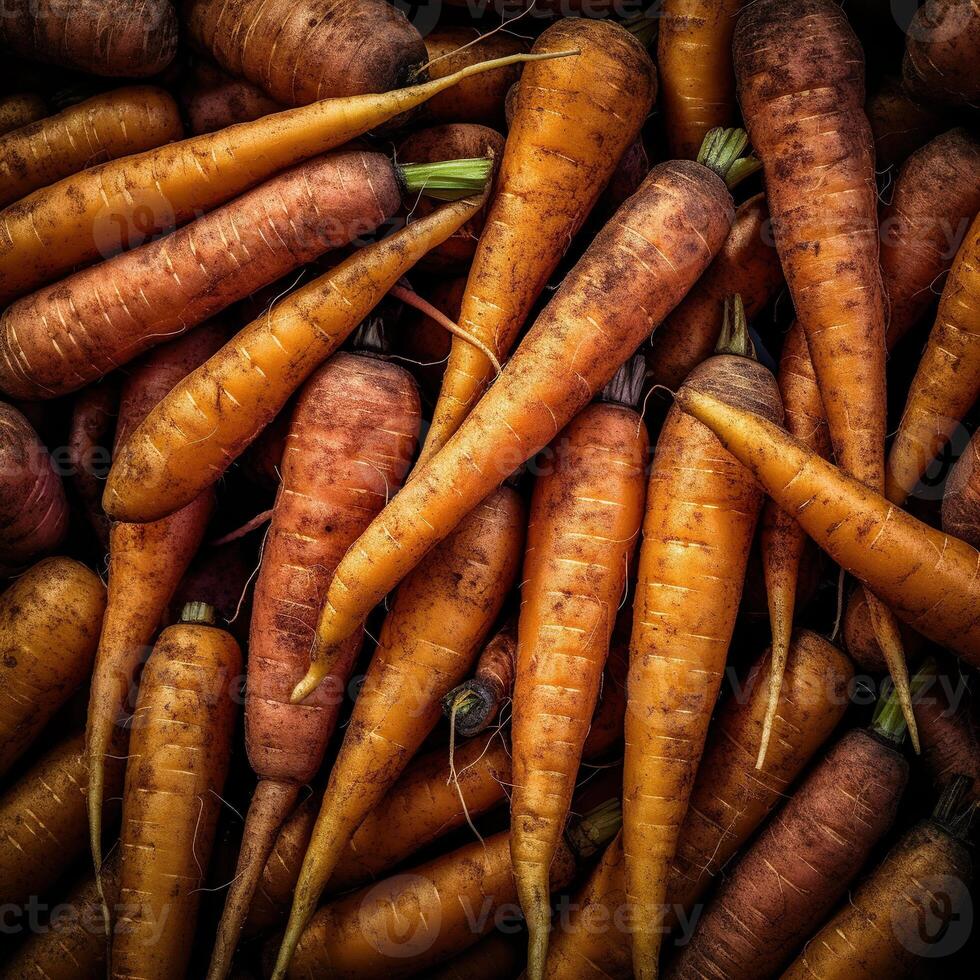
top-left (398, 157), bottom-right (493, 200)
top-left (697, 127), bottom-right (763, 189)
top-left (566, 798), bottom-right (622, 860)
top-left (716, 294), bottom-right (756, 359)
top-left (872, 657), bottom-right (935, 743)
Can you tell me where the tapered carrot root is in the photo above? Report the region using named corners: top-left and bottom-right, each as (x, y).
top-left (0, 732), bottom-right (123, 908)
top-left (903, 0), bottom-right (980, 106)
top-left (881, 128), bottom-right (980, 349)
top-left (303, 157), bottom-right (734, 680)
top-left (0, 401), bottom-right (69, 576)
top-left (943, 427), bottom-right (980, 548)
top-left (86, 325), bottom-right (222, 886)
top-left (0, 558), bottom-right (105, 777)
top-left (676, 386), bottom-right (980, 663)
top-left (419, 17), bottom-right (656, 463)
top-left (646, 193), bottom-right (782, 392)
top-left (842, 586), bottom-right (924, 673)
top-left (111, 605), bottom-right (240, 980)
top-left (0, 87), bottom-right (183, 210)
top-left (657, 0), bottom-right (745, 159)
top-left (735, 0), bottom-right (914, 752)
top-left (513, 391), bottom-right (647, 978)
top-left (246, 731), bottom-right (512, 934)
top-left (668, 726), bottom-right (908, 980)
top-left (625, 327), bottom-right (782, 978)
top-left (0, 47), bottom-right (567, 305)
top-left (885, 212), bottom-right (980, 504)
top-left (207, 352), bottom-right (420, 980)
top-left (0, 93), bottom-right (47, 137)
top-left (758, 322), bottom-right (830, 766)
top-left (273, 488), bottom-right (525, 978)
top-left (0, 0), bottom-right (178, 77)
top-left (185, 0), bottom-right (426, 106)
top-left (0, 148), bottom-right (402, 398)
top-left (781, 782), bottom-right (973, 979)
top-left (443, 624), bottom-right (517, 737)
top-left (103, 194), bottom-right (484, 524)
top-left (67, 380), bottom-right (117, 550)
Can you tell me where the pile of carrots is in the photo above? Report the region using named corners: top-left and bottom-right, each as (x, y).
top-left (1, 1), bottom-right (978, 978)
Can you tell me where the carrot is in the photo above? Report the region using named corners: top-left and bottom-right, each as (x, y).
top-left (0, 48), bottom-right (565, 305)
top-left (657, 0), bottom-right (745, 159)
top-left (442, 623), bottom-right (517, 738)
top-left (297, 144), bottom-right (743, 696)
top-left (111, 602), bottom-right (240, 980)
top-left (0, 731), bottom-right (122, 908)
top-left (735, 0), bottom-right (916, 746)
top-left (279, 799), bottom-right (620, 979)
top-left (422, 27), bottom-right (528, 125)
top-left (391, 275), bottom-right (462, 398)
top-left (0, 150), bottom-right (485, 400)
top-left (842, 585), bottom-right (924, 673)
top-left (207, 350), bottom-right (421, 979)
top-left (181, 59), bottom-right (282, 135)
top-left (903, 0), bottom-right (980, 106)
top-left (271, 487), bottom-right (525, 978)
top-left (781, 778), bottom-right (974, 979)
top-left (943, 426), bottom-right (980, 548)
top-left (674, 386), bottom-right (980, 663)
top-left (86, 325), bottom-right (222, 889)
top-left (757, 322), bottom-right (831, 764)
top-left (646, 193), bottom-right (782, 391)
top-left (0, 401), bottom-right (69, 575)
top-left (0, 557), bottom-right (105, 777)
top-left (186, 0), bottom-right (426, 105)
top-left (624, 304), bottom-right (782, 978)
top-left (0, 93), bottom-right (47, 136)
top-left (880, 128), bottom-right (980, 350)
top-left (0, 0), bottom-right (178, 77)
top-left (666, 707), bottom-right (911, 979)
top-left (866, 75), bottom-right (946, 170)
top-left (885, 212), bottom-right (980, 505)
top-left (545, 630), bottom-right (853, 979)
top-left (102, 192), bottom-right (490, 524)
top-left (418, 17), bottom-right (656, 463)
top-left (66, 379), bottom-right (117, 550)
top-left (512, 357), bottom-right (648, 978)
top-left (582, 638), bottom-right (630, 760)
top-left (916, 666), bottom-right (980, 802)
top-left (0, 87), bottom-right (183, 210)
top-left (429, 933), bottom-right (523, 980)
top-left (0, 856), bottom-right (120, 980)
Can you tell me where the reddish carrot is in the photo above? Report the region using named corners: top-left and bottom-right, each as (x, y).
top-left (943, 427), bottom-right (980, 548)
top-left (866, 75), bottom-right (945, 170)
top-left (181, 60), bottom-right (281, 134)
top-left (842, 586), bottom-right (924, 674)
top-left (66, 380), bottom-right (117, 550)
top-left (442, 623), bottom-right (517, 738)
top-left (903, 0), bottom-right (980, 106)
top-left (916, 664), bottom-right (980, 802)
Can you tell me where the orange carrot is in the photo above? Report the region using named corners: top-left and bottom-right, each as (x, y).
top-left (842, 585), bottom-right (924, 674)
top-left (646, 193), bottom-right (782, 391)
top-left (103, 193), bottom-right (488, 523)
top-left (943, 426), bottom-right (980, 548)
top-left (418, 17), bottom-right (656, 463)
top-left (658, 0), bottom-right (745, 159)
top-left (272, 487), bottom-right (525, 978)
top-left (0, 47), bottom-right (564, 305)
top-left (442, 622), bottom-right (517, 738)
top-left (903, 0), bottom-right (980, 106)
top-left (512, 359), bottom-right (648, 977)
top-left (624, 307), bottom-right (782, 978)
top-left (207, 349), bottom-right (421, 979)
top-left (885, 212), bottom-right (980, 505)
top-left (0, 93), bottom-right (47, 136)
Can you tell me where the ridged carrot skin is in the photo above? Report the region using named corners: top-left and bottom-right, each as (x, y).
top-left (0, 732), bottom-right (123, 908)
top-left (301, 159), bottom-right (734, 683)
top-left (207, 352), bottom-right (420, 979)
top-left (0, 48), bottom-right (556, 305)
top-left (86, 325), bottom-right (222, 882)
top-left (676, 387), bottom-right (980, 663)
top-left (0, 401), bottom-right (68, 575)
top-left (0, 557), bottom-right (105, 777)
top-left (419, 18), bottom-right (656, 463)
top-left (657, 0), bottom-right (745, 159)
top-left (880, 128), bottom-right (980, 350)
top-left (625, 350), bottom-right (782, 978)
top-left (273, 487), bottom-right (525, 978)
top-left (111, 614), bottom-right (241, 980)
top-left (646, 193), bottom-right (781, 391)
top-left (103, 194), bottom-right (484, 524)
top-left (512, 401), bottom-right (647, 978)
top-left (885, 212), bottom-right (980, 505)
top-left (0, 86), bottom-right (183, 209)
top-left (0, 150), bottom-right (403, 400)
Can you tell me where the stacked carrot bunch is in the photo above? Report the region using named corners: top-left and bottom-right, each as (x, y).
top-left (0, 1), bottom-right (978, 978)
